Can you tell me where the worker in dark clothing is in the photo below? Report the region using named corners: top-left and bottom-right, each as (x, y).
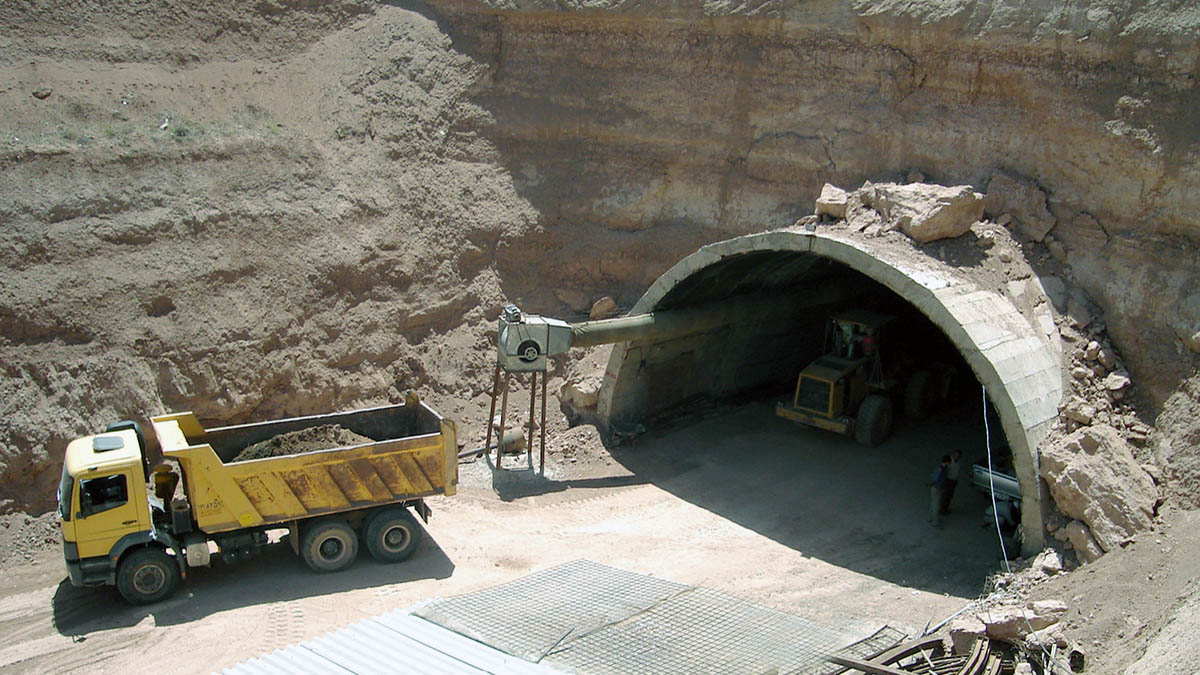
top-left (929, 455), bottom-right (951, 528)
top-left (941, 449), bottom-right (963, 514)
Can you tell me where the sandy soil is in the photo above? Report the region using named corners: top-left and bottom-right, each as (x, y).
top-left (231, 425), bottom-right (374, 462)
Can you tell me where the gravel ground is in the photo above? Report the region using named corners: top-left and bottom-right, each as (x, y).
top-left (0, 512), bottom-right (59, 570)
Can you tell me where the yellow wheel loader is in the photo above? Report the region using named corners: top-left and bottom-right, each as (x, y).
top-left (776, 310), bottom-right (949, 446)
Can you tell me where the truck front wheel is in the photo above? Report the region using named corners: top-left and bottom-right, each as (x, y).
top-left (364, 508), bottom-right (423, 563)
top-left (117, 547), bottom-right (180, 605)
top-left (855, 395), bottom-right (894, 447)
top-left (301, 520), bottom-right (358, 573)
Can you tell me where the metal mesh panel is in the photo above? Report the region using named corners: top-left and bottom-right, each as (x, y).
top-left (548, 586), bottom-right (863, 674)
top-left (415, 559), bottom-right (901, 674)
top-left (415, 559), bottom-right (690, 662)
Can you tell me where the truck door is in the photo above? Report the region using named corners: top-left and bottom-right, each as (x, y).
top-left (73, 470), bottom-right (144, 559)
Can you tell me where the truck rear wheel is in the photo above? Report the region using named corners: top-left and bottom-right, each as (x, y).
top-left (364, 508), bottom-right (423, 563)
top-left (855, 395), bottom-right (893, 447)
top-left (301, 519), bottom-right (358, 573)
top-left (116, 547), bottom-right (180, 605)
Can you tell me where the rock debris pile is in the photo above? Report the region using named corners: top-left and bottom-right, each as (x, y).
top-left (231, 425), bottom-right (374, 463)
top-left (0, 512), bottom-right (59, 569)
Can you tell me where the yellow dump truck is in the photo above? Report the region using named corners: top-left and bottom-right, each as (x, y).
top-left (57, 395), bottom-right (456, 604)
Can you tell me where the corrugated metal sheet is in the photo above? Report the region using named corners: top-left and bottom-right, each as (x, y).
top-left (220, 610), bottom-right (562, 675)
top-left (224, 644), bottom-right (355, 675)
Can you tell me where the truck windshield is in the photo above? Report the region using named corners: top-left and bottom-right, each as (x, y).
top-left (57, 463), bottom-right (74, 522)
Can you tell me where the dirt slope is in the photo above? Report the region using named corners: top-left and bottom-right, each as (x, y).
top-left (0, 1), bottom-right (539, 512)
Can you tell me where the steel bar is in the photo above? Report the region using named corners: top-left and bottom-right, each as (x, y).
top-left (539, 372), bottom-right (547, 474)
top-left (877, 636), bottom-right (944, 665)
top-left (528, 372), bottom-right (537, 465)
top-left (498, 371), bottom-right (510, 469)
top-left (485, 363), bottom-right (501, 466)
top-left (827, 653), bottom-right (911, 675)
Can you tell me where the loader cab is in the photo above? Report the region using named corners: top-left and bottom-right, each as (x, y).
top-left (59, 427), bottom-right (153, 583)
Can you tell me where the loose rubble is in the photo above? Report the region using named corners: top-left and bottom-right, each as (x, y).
top-left (0, 511), bottom-right (60, 569)
top-left (231, 425), bottom-right (374, 462)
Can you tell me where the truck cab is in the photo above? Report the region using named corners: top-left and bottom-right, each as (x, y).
top-left (58, 422), bottom-right (183, 603)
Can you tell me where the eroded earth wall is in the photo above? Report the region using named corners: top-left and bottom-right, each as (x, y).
top-left (434, 0), bottom-right (1200, 402)
top-left (1, 0), bottom-right (1197, 513)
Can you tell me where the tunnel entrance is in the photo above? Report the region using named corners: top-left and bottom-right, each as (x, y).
top-left (596, 229), bottom-right (1062, 554)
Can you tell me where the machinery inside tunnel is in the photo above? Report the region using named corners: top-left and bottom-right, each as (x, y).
top-left (593, 230), bottom-right (1063, 554)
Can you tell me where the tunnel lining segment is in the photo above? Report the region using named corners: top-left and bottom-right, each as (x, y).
top-left (596, 228), bottom-right (1063, 554)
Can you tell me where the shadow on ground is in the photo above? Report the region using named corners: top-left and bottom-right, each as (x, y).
top-left (618, 398), bottom-right (1010, 597)
top-left (51, 537), bottom-right (453, 636)
top-left (497, 395), bottom-right (1013, 599)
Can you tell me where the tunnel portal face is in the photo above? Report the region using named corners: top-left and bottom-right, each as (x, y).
top-left (596, 229), bottom-right (1063, 553)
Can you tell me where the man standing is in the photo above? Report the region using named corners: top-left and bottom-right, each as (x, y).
top-left (941, 449), bottom-right (963, 514)
top-left (929, 455), bottom-right (950, 528)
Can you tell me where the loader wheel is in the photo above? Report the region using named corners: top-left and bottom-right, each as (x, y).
top-left (364, 508), bottom-right (423, 563)
top-left (855, 395), bottom-right (893, 447)
top-left (116, 547), bottom-right (179, 605)
top-left (905, 369), bottom-right (937, 420)
top-left (301, 520), bottom-right (358, 573)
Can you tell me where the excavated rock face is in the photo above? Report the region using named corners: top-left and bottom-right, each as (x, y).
top-left (432, 0), bottom-right (1200, 408)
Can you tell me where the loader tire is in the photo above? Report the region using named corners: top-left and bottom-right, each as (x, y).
top-left (364, 508), bottom-right (423, 563)
top-left (117, 547), bottom-right (179, 605)
top-left (855, 395), bottom-right (893, 447)
top-left (301, 519), bottom-right (358, 573)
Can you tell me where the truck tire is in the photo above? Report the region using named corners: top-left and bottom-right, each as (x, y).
top-left (116, 547), bottom-right (180, 605)
top-left (301, 519), bottom-right (358, 573)
top-left (364, 507), bottom-right (423, 563)
top-left (855, 395), bottom-right (893, 447)
top-left (905, 369), bottom-right (936, 420)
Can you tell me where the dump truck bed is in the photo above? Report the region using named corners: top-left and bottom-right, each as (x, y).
top-left (152, 400), bottom-right (457, 534)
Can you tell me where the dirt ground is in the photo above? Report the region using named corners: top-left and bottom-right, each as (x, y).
top-left (0, 401), bottom-right (1043, 672)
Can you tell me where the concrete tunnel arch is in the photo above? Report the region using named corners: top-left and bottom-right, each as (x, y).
top-left (594, 228), bottom-right (1064, 554)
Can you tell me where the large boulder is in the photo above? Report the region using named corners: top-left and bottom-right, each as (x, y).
top-left (978, 600), bottom-right (1068, 641)
top-left (984, 170), bottom-right (1056, 242)
top-left (1063, 519), bottom-right (1104, 563)
top-left (860, 182), bottom-right (984, 243)
top-left (814, 183), bottom-right (849, 219)
top-left (1041, 424), bottom-right (1158, 551)
top-left (558, 346), bottom-right (610, 422)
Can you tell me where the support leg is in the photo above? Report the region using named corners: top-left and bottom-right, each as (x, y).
top-left (528, 372), bottom-right (538, 466)
top-left (498, 371), bottom-right (510, 470)
top-left (485, 363), bottom-right (501, 466)
top-left (540, 372), bottom-right (547, 474)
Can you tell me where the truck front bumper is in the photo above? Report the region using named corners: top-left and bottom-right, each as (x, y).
top-left (775, 403), bottom-right (850, 434)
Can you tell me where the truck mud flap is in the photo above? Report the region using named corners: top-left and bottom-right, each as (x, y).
top-left (413, 499), bottom-right (432, 523)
